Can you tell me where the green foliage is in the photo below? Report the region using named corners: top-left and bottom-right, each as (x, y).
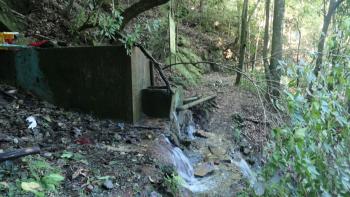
top-left (119, 24), bottom-right (141, 55)
top-left (255, 61), bottom-right (350, 196)
top-left (0, 156), bottom-right (64, 197)
top-left (61, 150), bottom-right (89, 165)
top-left (176, 0), bottom-right (239, 35)
top-left (160, 165), bottom-right (184, 195)
top-left (164, 173), bottom-right (184, 195)
top-left (98, 10), bottom-right (123, 39)
top-left (69, 0), bottom-right (123, 43)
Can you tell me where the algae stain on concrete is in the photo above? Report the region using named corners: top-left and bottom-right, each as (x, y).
top-left (15, 48), bottom-right (54, 102)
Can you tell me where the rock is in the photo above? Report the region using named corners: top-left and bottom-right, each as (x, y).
top-left (103, 180), bottom-right (114, 190)
top-left (41, 152), bottom-right (53, 159)
top-left (13, 138), bottom-right (18, 144)
top-left (86, 184), bottom-right (94, 192)
top-left (194, 130), bottom-right (210, 138)
top-left (114, 133), bottom-right (122, 141)
top-left (150, 191), bottom-right (162, 197)
top-left (194, 162), bottom-right (215, 177)
top-left (243, 147), bottom-right (251, 155)
top-left (208, 145), bottom-right (226, 156)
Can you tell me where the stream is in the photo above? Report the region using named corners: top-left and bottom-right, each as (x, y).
top-left (152, 110), bottom-right (264, 196)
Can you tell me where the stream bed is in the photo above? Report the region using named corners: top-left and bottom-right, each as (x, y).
top-left (151, 110), bottom-right (263, 196)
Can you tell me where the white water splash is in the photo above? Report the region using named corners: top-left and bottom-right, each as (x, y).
top-left (171, 147), bottom-right (196, 183)
top-left (233, 158), bottom-right (265, 196)
top-left (171, 112), bottom-right (181, 136)
top-left (162, 136), bottom-right (214, 192)
top-left (186, 123), bottom-right (196, 140)
top-left (233, 159), bottom-right (256, 185)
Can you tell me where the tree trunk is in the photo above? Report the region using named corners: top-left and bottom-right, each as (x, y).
top-left (235, 0), bottom-right (249, 85)
top-left (252, 27), bottom-right (261, 71)
top-left (268, 0), bottom-right (285, 99)
top-left (120, 0), bottom-right (170, 30)
top-left (263, 0), bottom-right (271, 85)
top-left (199, 0), bottom-right (204, 13)
top-left (313, 0), bottom-right (344, 78)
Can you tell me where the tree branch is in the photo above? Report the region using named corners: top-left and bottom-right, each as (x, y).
top-left (120, 0), bottom-right (170, 30)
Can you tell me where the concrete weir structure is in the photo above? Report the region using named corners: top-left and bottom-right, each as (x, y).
top-left (0, 45), bottom-right (152, 123)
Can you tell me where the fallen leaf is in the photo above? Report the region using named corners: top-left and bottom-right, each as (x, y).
top-left (21, 181), bottom-right (42, 192)
top-left (75, 137), bottom-right (93, 145)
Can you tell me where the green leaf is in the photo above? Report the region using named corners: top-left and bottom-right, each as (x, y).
top-left (295, 128), bottom-right (307, 140)
top-left (42, 173), bottom-right (64, 190)
top-left (61, 151), bottom-right (74, 159)
top-left (21, 181), bottom-right (42, 192)
top-left (97, 176), bottom-right (112, 180)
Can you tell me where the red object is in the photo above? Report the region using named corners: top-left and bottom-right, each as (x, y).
top-left (29, 40), bottom-right (49, 47)
top-left (4, 38), bottom-right (13, 44)
top-left (75, 137), bottom-right (93, 145)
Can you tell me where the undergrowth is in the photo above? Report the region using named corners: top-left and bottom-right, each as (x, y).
top-left (243, 60), bottom-right (350, 196)
top-left (0, 155), bottom-right (64, 197)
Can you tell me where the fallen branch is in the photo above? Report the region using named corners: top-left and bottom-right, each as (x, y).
top-left (132, 125), bottom-right (162, 130)
top-left (183, 96), bottom-right (200, 104)
top-left (0, 89), bottom-right (17, 100)
top-left (0, 134), bottom-right (15, 142)
top-left (134, 43), bottom-right (172, 93)
top-left (244, 117), bottom-right (271, 125)
top-left (177, 95), bottom-right (217, 111)
top-left (0, 147), bottom-right (41, 162)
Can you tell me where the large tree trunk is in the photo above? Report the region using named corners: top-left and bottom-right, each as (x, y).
top-left (263, 0), bottom-right (271, 86)
top-left (120, 0), bottom-right (170, 30)
top-left (235, 0), bottom-right (249, 85)
top-left (268, 0), bottom-right (285, 99)
top-left (313, 0), bottom-right (344, 78)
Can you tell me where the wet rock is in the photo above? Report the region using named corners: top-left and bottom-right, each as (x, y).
top-left (181, 139), bottom-right (192, 147)
top-left (103, 180), bottom-right (114, 190)
top-left (194, 162), bottom-right (215, 177)
top-left (253, 182), bottom-right (265, 196)
top-left (150, 191), bottom-right (162, 197)
top-left (208, 145), bottom-right (226, 156)
top-left (169, 132), bottom-right (181, 147)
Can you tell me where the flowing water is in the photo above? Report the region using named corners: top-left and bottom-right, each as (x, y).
top-left (161, 135), bottom-right (220, 193)
top-left (154, 111), bottom-right (262, 195)
top-left (164, 137), bottom-right (195, 183)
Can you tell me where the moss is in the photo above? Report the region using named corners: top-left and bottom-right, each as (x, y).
top-left (167, 45), bottom-right (204, 87)
top-left (178, 36), bottom-right (191, 48)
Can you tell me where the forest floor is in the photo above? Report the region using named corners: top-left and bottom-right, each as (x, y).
top-left (0, 71), bottom-right (271, 196)
top-left (2, 0), bottom-right (275, 196)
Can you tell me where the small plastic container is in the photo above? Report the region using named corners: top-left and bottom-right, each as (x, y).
top-left (0, 32), bottom-right (19, 44)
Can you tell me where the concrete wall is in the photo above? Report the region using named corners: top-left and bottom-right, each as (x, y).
top-left (131, 47), bottom-right (151, 121)
top-left (0, 45), bottom-right (151, 123)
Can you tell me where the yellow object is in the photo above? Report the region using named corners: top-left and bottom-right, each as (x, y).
top-left (0, 32), bottom-right (19, 44)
